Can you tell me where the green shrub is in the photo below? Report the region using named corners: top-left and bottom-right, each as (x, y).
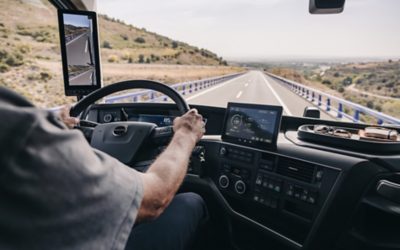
top-left (102, 41), bottom-right (112, 49)
top-left (322, 80), bottom-right (332, 85)
top-left (120, 34), bottom-right (128, 41)
top-left (5, 53), bottom-right (24, 67)
top-left (40, 72), bottom-right (52, 82)
top-left (107, 55), bottom-right (118, 63)
top-left (0, 49), bottom-right (8, 61)
top-left (172, 41), bottom-right (178, 49)
top-left (145, 58), bottom-right (150, 64)
top-left (0, 63), bottom-right (9, 73)
top-left (138, 54), bottom-right (144, 63)
top-left (134, 37), bottom-right (146, 44)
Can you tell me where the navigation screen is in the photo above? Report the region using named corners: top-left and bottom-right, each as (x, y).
top-left (222, 103), bottom-right (282, 148)
top-left (58, 10), bottom-right (101, 96)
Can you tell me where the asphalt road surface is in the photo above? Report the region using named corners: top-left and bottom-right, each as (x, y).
top-left (186, 71), bottom-right (333, 120)
top-left (66, 31), bottom-right (92, 66)
top-left (69, 68), bottom-right (95, 86)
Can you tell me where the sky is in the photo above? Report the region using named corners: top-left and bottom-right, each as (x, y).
top-left (64, 14), bottom-right (89, 28)
top-left (97, 0), bottom-right (400, 61)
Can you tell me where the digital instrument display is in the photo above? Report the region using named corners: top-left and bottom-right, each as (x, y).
top-left (222, 103), bottom-right (282, 148)
top-left (58, 9), bottom-right (102, 96)
top-left (128, 114), bottom-right (175, 127)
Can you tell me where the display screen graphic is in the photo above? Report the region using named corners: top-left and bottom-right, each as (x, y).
top-left (222, 103), bottom-right (282, 148)
top-left (58, 10), bottom-right (101, 96)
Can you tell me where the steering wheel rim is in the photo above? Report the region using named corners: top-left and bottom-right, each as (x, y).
top-left (70, 79), bottom-right (190, 117)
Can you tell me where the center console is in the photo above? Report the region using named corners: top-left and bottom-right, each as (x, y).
top-left (213, 102), bottom-right (341, 245)
top-left (215, 143), bottom-right (340, 245)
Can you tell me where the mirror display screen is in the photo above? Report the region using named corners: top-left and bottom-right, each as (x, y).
top-left (222, 103), bottom-right (282, 148)
top-left (58, 10), bottom-right (101, 96)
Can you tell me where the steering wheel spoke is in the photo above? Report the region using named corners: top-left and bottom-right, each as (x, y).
top-left (152, 126), bottom-right (174, 144)
top-left (69, 80), bottom-right (189, 164)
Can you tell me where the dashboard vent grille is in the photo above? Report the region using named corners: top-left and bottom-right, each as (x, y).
top-left (277, 158), bottom-right (316, 183)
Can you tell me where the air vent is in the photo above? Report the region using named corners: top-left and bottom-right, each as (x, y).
top-left (277, 158), bottom-right (316, 183)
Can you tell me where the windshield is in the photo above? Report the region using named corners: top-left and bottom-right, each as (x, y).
top-left (1, 0), bottom-right (400, 125)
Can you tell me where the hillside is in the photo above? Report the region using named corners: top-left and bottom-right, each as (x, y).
top-left (266, 60), bottom-right (400, 121)
top-left (0, 0), bottom-right (238, 107)
top-left (98, 15), bottom-right (227, 66)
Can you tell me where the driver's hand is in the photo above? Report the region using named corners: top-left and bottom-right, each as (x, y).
top-left (59, 105), bottom-right (80, 129)
top-left (173, 109), bottom-right (205, 142)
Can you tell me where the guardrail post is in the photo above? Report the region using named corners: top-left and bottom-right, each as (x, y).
top-left (311, 92), bottom-right (315, 102)
top-left (354, 110), bottom-right (360, 122)
top-left (377, 119), bottom-right (383, 125)
top-left (150, 91), bottom-right (155, 100)
top-left (163, 96), bottom-right (168, 102)
top-left (337, 103), bottom-right (343, 118)
top-left (189, 84), bottom-right (192, 93)
top-left (200, 82), bottom-right (203, 90)
top-left (318, 95), bottom-right (322, 106)
top-left (133, 96), bottom-right (138, 103)
top-left (326, 98), bottom-right (331, 111)
top-left (182, 85), bottom-right (186, 95)
top-left (306, 90), bottom-right (309, 99)
top-left (195, 83), bottom-right (198, 91)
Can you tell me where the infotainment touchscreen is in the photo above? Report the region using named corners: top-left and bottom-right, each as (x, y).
top-left (222, 103), bottom-right (283, 149)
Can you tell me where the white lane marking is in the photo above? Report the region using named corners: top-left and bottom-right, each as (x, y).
top-left (245, 83), bottom-right (249, 87)
top-left (85, 40), bottom-right (88, 53)
top-left (186, 73), bottom-right (249, 101)
top-left (260, 72), bottom-right (292, 116)
top-left (236, 91), bottom-right (243, 99)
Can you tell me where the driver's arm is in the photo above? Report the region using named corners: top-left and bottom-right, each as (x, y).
top-left (136, 109), bottom-right (205, 221)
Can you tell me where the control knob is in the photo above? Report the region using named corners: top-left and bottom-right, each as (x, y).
top-left (235, 180), bottom-right (246, 195)
top-left (219, 175), bottom-right (229, 189)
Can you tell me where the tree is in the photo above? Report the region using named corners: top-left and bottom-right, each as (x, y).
top-left (172, 41), bottom-right (178, 49)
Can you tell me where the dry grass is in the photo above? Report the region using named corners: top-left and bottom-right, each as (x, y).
top-left (102, 63), bottom-right (243, 84)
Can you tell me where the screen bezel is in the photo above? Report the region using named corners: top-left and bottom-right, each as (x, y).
top-left (58, 9), bottom-right (102, 96)
top-left (221, 102), bottom-right (283, 149)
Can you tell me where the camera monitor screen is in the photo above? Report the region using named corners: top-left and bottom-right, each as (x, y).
top-left (58, 9), bottom-right (101, 96)
top-left (222, 103), bottom-right (283, 149)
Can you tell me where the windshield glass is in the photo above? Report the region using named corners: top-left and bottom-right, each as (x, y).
top-left (1, 0), bottom-right (399, 125)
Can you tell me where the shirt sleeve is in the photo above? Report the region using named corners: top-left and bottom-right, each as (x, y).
top-left (0, 109), bottom-right (144, 250)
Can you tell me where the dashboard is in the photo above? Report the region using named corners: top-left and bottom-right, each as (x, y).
top-left (85, 102), bottom-right (400, 250)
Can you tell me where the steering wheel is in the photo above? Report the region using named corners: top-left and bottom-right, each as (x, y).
top-left (70, 80), bottom-right (190, 164)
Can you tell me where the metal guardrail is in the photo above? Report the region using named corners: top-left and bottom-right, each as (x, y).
top-left (266, 72), bottom-right (400, 125)
top-left (47, 72), bottom-right (245, 112)
top-left (104, 72), bottom-right (245, 104)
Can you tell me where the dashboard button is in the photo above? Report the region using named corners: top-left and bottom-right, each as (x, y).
top-left (262, 179), bottom-right (269, 188)
top-left (255, 175), bottom-right (263, 186)
top-left (253, 195), bottom-right (259, 202)
top-left (307, 192), bottom-right (318, 204)
top-left (220, 147), bottom-right (227, 156)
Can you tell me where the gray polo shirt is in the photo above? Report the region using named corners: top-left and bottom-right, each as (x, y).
top-left (0, 87), bottom-right (144, 250)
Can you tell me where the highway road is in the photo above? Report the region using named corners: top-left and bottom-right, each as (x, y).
top-left (69, 67), bottom-right (95, 86)
top-left (186, 71), bottom-right (333, 120)
top-left (66, 31), bottom-right (92, 66)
